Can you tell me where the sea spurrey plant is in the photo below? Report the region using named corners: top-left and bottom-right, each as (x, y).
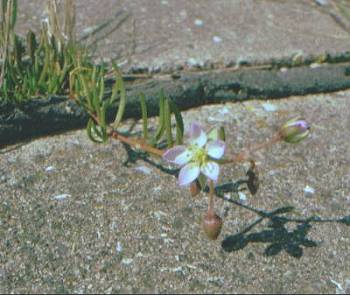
top-left (71, 67), bottom-right (315, 241)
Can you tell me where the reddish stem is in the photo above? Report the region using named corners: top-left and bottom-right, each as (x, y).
top-left (223, 132), bottom-right (282, 164)
top-left (208, 180), bottom-right (215, 213)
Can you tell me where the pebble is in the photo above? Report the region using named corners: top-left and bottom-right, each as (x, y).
top-left (194, 19), bottom-right (204, 27)
top-left (314, 0), bottom-right (328, 5)
top-left (218, 106), bottom-right (230, 115)
top-left (262, 102), bottom-right (278, 112)
top-left (303, 185), bottom-right (315, 197)
top-left (45, 166), bottom-right (55, 172)
top-left (116, 242), bottom-right (123, 253)
top-left (187, 57), bottom-right (199, 67)
top-left (310, 63), bottom-right (321, 69)
top-left (51, 193), bottom-right (71, 200)
top-left (134, 166), bottom-right (152, 175)
top-left (121, 258), bottom-right (133, 265)
top-left (238, 191), bottom-right (247, 202)
top-left (212, 36), bottom-right (222, 44)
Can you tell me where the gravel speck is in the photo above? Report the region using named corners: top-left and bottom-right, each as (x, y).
top-left (303, 185), bottom-right (315, 197)
top-left (262, 102), bottom-right (278, 112)
top-left (51, 193), bottom-right (71, 200)
top-left (194, 19), bottom-right (204, 27)
top-left (121, 258), bottom-right (133, 265)
top-left (212, 36), bottom-right (222, 44)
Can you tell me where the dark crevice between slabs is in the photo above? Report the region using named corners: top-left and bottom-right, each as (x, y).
top-left (1, 62), bottom-right (350, 148)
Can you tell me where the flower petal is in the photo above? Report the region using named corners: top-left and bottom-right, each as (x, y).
top-left (207, 140), bottom-right (226, 159)
top-left (188, 122), bottom-right (207, 147)
top-left (201, 161), bottom-right (220, 182)
top-left (178, 163), bottom-right (200, 186)
top-left (163, 146), bottom-right (192, 166)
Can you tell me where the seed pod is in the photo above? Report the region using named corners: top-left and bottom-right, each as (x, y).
top-left (202, 210), bottom-right (223, 240)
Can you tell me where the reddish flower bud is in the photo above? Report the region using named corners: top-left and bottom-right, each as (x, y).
top-left (279, 117), bottom-right (310, 143)
top-left (202, 210), bottom-right (223, 240)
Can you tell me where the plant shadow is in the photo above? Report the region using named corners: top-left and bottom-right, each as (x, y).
top-left (214, 181), bottom-right (349, 258)
top-left (221, 213), bottom-right (318, 258)
top-left (120, 141), bottom-right (350, 259)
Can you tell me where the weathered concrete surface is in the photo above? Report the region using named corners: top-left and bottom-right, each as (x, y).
top-left (0, 91), bottom-right (349, 293)
top-left (15, 0), bottom-right (350, 72)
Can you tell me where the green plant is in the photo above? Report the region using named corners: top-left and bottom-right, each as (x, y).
top-left (0, 0), bottom-right (90, 103)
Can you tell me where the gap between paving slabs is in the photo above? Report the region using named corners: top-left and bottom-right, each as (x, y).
top-left (1, 60), bottom-right (350, 147)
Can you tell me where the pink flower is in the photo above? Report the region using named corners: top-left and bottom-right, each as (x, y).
top-left (163, 122), bottom-right (226, 186)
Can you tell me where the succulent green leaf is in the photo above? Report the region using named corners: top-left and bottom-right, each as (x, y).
top-left (152, 91), bottom-right (166, 144)
top-left (164, 98), bottom-right (173, 147)
top-left (168, 99), bottom-right (184, 145)
top-left (112, 65), bottom-right (126, 129)
top-left (87, 119), bottom-right (102, 143)
top-left (139, 93), bottom-right (148, 140)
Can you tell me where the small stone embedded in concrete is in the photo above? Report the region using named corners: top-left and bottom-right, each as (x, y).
top-left (207, 276), bottom-right (225, 286)
top-left (51, 193), bottom-right (71, 200)
top-left (194, 18), bottom-right (204, 27)
top-left (121, 258), bottom-right (133, 265)
top-left (314, 0), bottom-right (328, 6)
top-left (218, 106), bottom-right (230, 115)
top-left (187, 57), bottom-right (199, 67)
top-left (238, 191), bottom-right (247, 202)
top-left (208, 115), bottom-right (226, 123)
top-left (303, 185), bottom-right (315, 197)
top-left (135, 165), bottom-right (153, 175)
top-left (179, 10), bottom-right (187, 18)
top-left (310, 63), bottom-right (321, 69)
top-left (45, 166), bottom-right (55, 172)
top-left (116, 241), bottom-right (123, 253)
top-left (153, 210), bottom-right (168, 221)
top-left (82, 25), bottom-right (99, 35)
top-left (212, 36), bottom-right (222, 44)
top-left (153, 185), bottom-right (162, 192)
top-left (262, 102), bottom-right (278, 112)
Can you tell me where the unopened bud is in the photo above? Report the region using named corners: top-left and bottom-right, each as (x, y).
top-left (279, 117), bottom-right (310, 143)
top-left (202, 210), bottom-right (223, 240)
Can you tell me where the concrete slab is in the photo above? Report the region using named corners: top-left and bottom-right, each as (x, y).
top-left (0, 90), bottom-right (349, 293)
top-left (15, 0), bottom-right (350, 72)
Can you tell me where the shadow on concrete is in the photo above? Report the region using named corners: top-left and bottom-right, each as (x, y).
top-left (220, 209), bottom-right (318, 258)
top-left (120, 141), bottom-right (350, 258)
top-left (214, 182), bottom-right (350, 258)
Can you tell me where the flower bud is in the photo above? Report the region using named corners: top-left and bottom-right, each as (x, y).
top-left (279, 117), bottom-right (310, 143)
top-left (202, 210), bottom-right (223, 240)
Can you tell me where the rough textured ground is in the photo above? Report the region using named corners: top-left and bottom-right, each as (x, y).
top-left (2, 0), bottom-right (350, 293)
top-left (1, 91), bottom-right (349, 293)
top-left (15, 0), bottom-right (350, 72)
